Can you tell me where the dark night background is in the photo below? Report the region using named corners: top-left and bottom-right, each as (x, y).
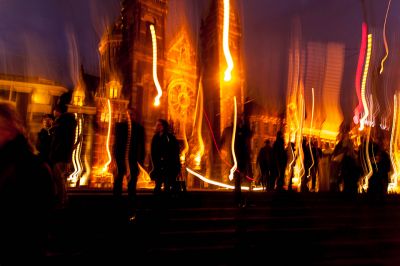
top-left (1, 0), bottom-right (399, 120)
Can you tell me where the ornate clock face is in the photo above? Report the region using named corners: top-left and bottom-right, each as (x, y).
top-left (168, 79), bottom-right (195, 118)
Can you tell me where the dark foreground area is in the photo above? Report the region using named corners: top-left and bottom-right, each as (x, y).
top-left (45, 189), bottom-right (400, 265)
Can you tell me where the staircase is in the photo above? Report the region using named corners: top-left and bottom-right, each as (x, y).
top-left (47, 190), bottom-right (400, 265)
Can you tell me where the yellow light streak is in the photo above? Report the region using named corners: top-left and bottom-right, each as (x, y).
top-left (359, 34), bottom-right (372, 131)
top-left (380, 0), bottom-right (391, 74)
top-left (186, 167), bottom-right (263, 191)
top-left (389, 94), bottom-right (399, 192)
top-left (68, 115), bottom-right (83, 186)
top-left (228, 96), bottom-right (237, 181)
top-left (307, 88), bottom-right (315, 179)
top-left (149, 24), bottom-right (163, 106)
top-left (222, 0), bottom-right (234, 82)
top-left (362, 124), bottom-right (373, 192)
top-left (101, 99), bottom-right (113, 173)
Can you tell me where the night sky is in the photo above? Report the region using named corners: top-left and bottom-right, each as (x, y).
top-left (1, 0), bottom-right (399, 121)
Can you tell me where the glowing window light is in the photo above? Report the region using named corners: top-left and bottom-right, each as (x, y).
top-left (353, 23), bottom-right (367, 125)
top-left (222, 0), bottom-right (234, 82)
top-left (380, 0), bottom-right (391, 74)
top-left (149, 24), bottom-right (163, 106)
top-left (228, 96), bottom-right (237, 181)
top-left (101, 99), bottom-right (113, 173)
top-left (109, 86), bottom-right (118, 99)
top-left (359, 34), bottom-right (372, 131)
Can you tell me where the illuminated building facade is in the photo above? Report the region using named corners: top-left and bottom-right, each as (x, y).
top-left (92, 0), bottom-right (250, 189)
top-left (0, 74), bottom-right (67, 142)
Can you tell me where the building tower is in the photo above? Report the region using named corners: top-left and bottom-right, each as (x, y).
top-left (120, 0), bottom-right (168, 154)
top-left (200, 0), bottom-right (244, 182)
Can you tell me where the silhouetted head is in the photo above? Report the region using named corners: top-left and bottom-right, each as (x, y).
top-left (155, 119), bottom-right (169, 135)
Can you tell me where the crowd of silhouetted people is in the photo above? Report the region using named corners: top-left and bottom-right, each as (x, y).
top-left (0, 93), bottom-right (394, 260)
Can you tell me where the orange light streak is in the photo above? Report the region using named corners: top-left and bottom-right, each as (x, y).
top-left (191, 78), bottom-right (205, 167)
top-left (222, 0), bottom-right (234, 82)
top-left (228, 96), bottom-right (237, 181)
top-left (380, 0), bottom-right (392, 74)
top-left (149, 24), bottom-right (162, 106)
top-left (389, 94), bottom-right (399, 192)
top-left (101, 99), bottom-right (112, 173)
top-left (307, 88), bottom-right (315, 179)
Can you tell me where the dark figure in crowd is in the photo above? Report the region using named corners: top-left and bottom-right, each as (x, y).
top-left (150, 119), bottom-right (181, 195)
top-left (330, 132), bottom-right (351, 192)
top-left (368, 142), bottom-right (391, 202)
top-left (234, 115), bottom-right (253, 206)
top-left (36, 113), bottom-right (54, 164)
top-left (257, 139), bottom-right (273, 191)
top-left (310, 138), bottom-right (322, 192)
top-left (0, 102), bottom-right (55, 260)
top-left (286, 142), bottom-right (296, 191)
top-left (272, 131), bottom-right (287, 191)
top-left (49, 102), bottom-right (77, 207)
top-left (113, 109), bottom-right (145, 219)
top-left (340, 146), bottom-right (361, 198)
top-left (302, 137), bottom-right (312, 192)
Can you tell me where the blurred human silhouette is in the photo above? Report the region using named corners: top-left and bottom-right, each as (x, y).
top-left (272, 131), bottom-right (287, 191)
top-left (310, 138), bottom-right (322, 192)
top-left (257, 139), bottom-right (273, 191)
top-left (49, 100), bottom-right (77, 207)
top-left (36, 113), bottom-right (54, 164)
top-left (234, 114), bottom-right (253, 206)
top-left (341, 143), bottom-right (361, 198)
top-left (150, 119), bottom-right (181, 195)
top-left (0, 101), bottom-right (54, 259)
top-left (368, 142), bottom-right (391, 202)
top-left (113, 109), bottom-right (145, 220)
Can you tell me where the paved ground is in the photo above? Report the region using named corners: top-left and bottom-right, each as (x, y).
top-left (46, 189), bottom-right (400, 265)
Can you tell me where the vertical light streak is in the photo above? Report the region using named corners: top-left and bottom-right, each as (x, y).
top-left (389, 94), bottom-right (399, 192)
top-left (125, 110), bottom-right (132, 181)
top-left (68, 113), bottom-right (82, 186)
top-left (362, 125), bottom-right (373, 191)
top-left (296, 94), bottom-right (306, 190)
top-left (354, 23), bottom-right (368, 125)
top-left (228, 96), bottom-right (237, 181)
top-left (101, 99), bottom-right (113, 173)
top-left (193, 79), bottom-right (204, 167)
top-left (380, 0), bottom-right (392, 74)
top-left (359, 34), bottom-right (372, 131)
top-left (307, 88), bottom-right (315, 179)
top-left (223, 0), bottom-right (234, 82)
top-left (149, 24), bottom-right (162, 106)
